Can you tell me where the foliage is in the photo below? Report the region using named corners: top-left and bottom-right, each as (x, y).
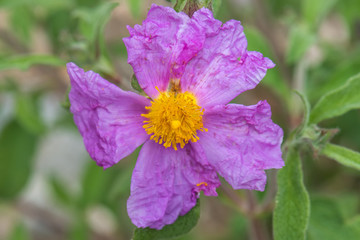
top-left (133, 201), bottom-right (200, 240)
top-left (273, 147), bottom-right (310, 240)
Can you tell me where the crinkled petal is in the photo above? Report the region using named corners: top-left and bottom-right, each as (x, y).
top-left (67, 62), bottom-right (150, 168)
top-left (190, 8), bottom-right (222, 37)
top-left (181, 19), bottom-right (275, 108)
top-left (127, 140), bottom-right (220, 229)
top-left (196, 101), bottom-right (283, 191)
top-left (123, 5), bottom-right (221, 99)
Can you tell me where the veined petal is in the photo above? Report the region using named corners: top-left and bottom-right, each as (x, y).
top-left (196, 101), bottom-right (283, 191)
top-left (67, 62), bottom-right (150, 169)
top-left (181, 20), bottom-right (275, 108)
top-left (128, 140), bottom-right (220, 229)
top-left (123, 5), bottom-right (221, 99)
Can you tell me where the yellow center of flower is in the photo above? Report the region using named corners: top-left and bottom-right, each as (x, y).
top-left (141, 88), bottom-right (207, 150)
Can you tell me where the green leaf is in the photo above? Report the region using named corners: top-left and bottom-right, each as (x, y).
top-left (302, 0), bottom-right (337, 28)
top-left (9, 222), bottom-right (30, 240)
top-left (332, 194), bottom-right (360, 220)
top-left (78, 160), bottom-right (110, 207)
top-left (127, 0), bottom-right (142, 18)
top-left (307, 51), bottom-right (360, 103)
top-left (61, 86), bottom-right (71, 109)
top-left (307, 197), bottom-right (360, 240)
top-left (197, 0), bottom-right (212, 9)
top-left (69, 218), bottom-right (89, 240)
top-left (268, 0), bottom-right (300, 16)
top-left (348, 216), bottom-right (360, 235)
top-left (0, 55), bottom-right (65, 71)
top-left (9, 6), bottom-right (34, 44)
top-left (273, 147), bottom-right (310, 240)
top-left (286, 25), bottom-right (315, 64)
top-left (44, 9), bottom-right (73, 50)
top-left (0, 120), bottom-right (38, 199)
top-left (107, 166), bottom-right (132, 200)
top-left (212, 0), bottom-right (222, 16)
top-left (133, 200), bottom-right (200, 240)
top-left (131, 74), bottom-right (147, 96)
top-left (49, 176), bottom-right (74, 206)
top-left (309, 73), bottom-right (360, 124)
top-left (338, 0), bottom-right (360, 38)
top-left (74, 2), bottom-right (118, 60)
top-left (174, 0), bottom-right (187, 12)
top-left (15, 93), bottom-right (46, 135)
top-left (321, 143), bottom-right (360, 171)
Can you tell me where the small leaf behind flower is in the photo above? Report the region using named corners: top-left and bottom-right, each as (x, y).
top-left (273, 147), bottom-right (310, 240)
top-left (212, 0), bottom-right (222, 16)
top-left (321, 143), bottom-right (360, 171)
top-left (174, 0), bottom-right (187, 12)
top-left (131, 74), bottom-right (143, 93)
top-left (133, 200), bottom-right (200, 240)
top-left (309, 73), bottom-right (360, 124)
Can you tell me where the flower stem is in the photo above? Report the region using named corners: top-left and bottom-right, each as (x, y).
top-left (246, 190), bottom-right (270, 240)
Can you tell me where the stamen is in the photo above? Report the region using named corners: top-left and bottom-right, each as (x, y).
top-left (141, 89), bottom-right (207, 150)
top-left (196, 182), bottom-right (208, 187)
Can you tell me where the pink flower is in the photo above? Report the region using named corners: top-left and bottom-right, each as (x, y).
top-left (67, 4), bottom-right (283, 230)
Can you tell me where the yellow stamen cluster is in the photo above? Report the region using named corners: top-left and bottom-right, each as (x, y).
top-left (142, 89), bottom-right (207, 150)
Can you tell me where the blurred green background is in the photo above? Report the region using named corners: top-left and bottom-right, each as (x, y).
top-left (0, 0), bottom-right (359, 239)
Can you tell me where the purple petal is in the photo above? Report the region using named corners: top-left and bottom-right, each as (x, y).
top-left (123, 5), bottom-right (221, 99)
top-left (190, 8), bottom-right (222, 37)
top-left (67, 62), bottom-right (150, 169)
top-left (127, 140), bottom-right (220, 229)
top-left (181, 19), bottom-right (275, 108)
top-left (196, 101), bottom-right (283, 191)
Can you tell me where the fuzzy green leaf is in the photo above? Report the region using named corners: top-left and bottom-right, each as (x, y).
top-left (321, 143), bottom-right (360, 171)
top-left (273, 147), bottom-right (310, 240)
top-left (133, 200), bottom-right (200, 240)
top-left (310, 73), bottom-right (360, 123)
